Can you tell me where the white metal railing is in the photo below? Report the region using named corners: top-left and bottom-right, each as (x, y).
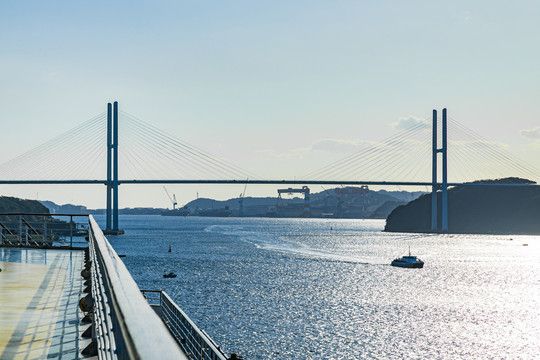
top-left (141, 290), bottom-right (228, 360)
top-left (0, 213), bottom-right (88, 248)
top-left (87, 215), bottom-right (188, 359)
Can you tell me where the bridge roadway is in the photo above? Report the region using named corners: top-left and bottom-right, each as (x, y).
top-left (1, 179), bottom-right (539, 187)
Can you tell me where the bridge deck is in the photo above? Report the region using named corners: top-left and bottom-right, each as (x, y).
top-left (0, 248), bottom-right (84, 359)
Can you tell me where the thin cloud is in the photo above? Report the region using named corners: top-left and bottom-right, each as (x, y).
top-left (521, 127), bottom-right (540, 139)
top-left (392, 116), bottom-right (430, 130)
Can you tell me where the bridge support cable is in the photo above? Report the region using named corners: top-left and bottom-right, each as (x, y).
top-left (303, 123), bottom-right (423, 180)
top-left (302, 117), bottom-right (432, 183)
top-left (118, 111), bottom-right (259, 181)
top-left (120, 119), bottom-right (225, 180)
top-left (0, 113), bottom-right (106, 181)
top-left (447, 118), bottom-right (540, 182)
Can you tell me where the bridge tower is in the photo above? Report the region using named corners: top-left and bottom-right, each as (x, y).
top-left (106, 103), bottom-right (112, 231)
top-left (431, 108), bottom-right (448, 232)
top-left (105, 101), bottom-right (122, 234)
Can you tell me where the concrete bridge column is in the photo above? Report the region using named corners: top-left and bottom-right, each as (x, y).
top-left (441, 108), bottom-right (448, 232)
top-left (431, 110), bottom-right (437, 231)
top-left (432, 108), bottom-right (449, 233)
top-left (106, 103), bottom-right (112, 231)
top-left (113, 101), bottom-right (119, 232)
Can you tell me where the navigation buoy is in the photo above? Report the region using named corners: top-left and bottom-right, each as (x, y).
top-left (168, 245), bottom-right (172, 252)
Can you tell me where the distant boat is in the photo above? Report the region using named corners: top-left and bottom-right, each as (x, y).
top-left (163, 271), bottom-right (177, 278)
top-left (391, 247), bottom-right (424, 268)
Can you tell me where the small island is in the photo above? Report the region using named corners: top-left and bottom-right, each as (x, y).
top-left (385, 177), bottom-right (540, 234)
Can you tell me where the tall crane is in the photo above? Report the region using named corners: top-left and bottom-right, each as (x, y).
top-left (163, 186), bottom-right (177, 210)
top-left (277, 186), bottom-right (311, 217)
top-left (238, 181), bottom-right (248, 216)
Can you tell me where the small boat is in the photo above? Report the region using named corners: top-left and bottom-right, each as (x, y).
top-left (163, 271), bottom-right (177, 278)
top-left (391, 248), bottom-right (424, 268)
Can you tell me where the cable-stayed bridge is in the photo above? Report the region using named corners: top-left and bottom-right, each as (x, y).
top-left (1, 102), bottom-right (539, 233)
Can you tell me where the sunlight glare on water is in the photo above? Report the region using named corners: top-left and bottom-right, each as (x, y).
top-left (104, 216), bottom-right (540, 359)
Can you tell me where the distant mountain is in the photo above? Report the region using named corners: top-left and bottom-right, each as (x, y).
top-left (39, 200), bottom-right (88, 214)
top-left (376, 190), bottom-right (426, 202)
top-left (35, 186), bottom-right (426, 219)
top-left (385, 177), bottom-right (540, 234)
top-left (372, 200), bottom-right (408, 219)
top-left (0, 197), bottom-right (79, 234)
top-left (1, 196), bottom-right (50, 214)
top-left (181, 187), bottom-right (425, 218)
top-left (185, 196), bottom-right (281, 210)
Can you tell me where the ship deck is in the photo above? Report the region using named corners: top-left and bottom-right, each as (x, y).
top-left (0, 247), bottom-right (84, 359)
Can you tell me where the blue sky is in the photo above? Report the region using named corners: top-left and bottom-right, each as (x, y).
top-left (1, 1), bottom-right (539, 208)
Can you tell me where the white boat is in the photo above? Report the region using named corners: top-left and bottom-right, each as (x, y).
top-left (391, 248), bottom-right (424, 268)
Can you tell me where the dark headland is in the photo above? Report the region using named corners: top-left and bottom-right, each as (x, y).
top-left (385, 177), bottom-right (540, 234)
top-left (0, 196), bottom-right (50, 215)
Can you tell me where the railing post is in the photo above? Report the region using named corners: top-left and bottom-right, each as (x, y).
top-left (19, 215), bottom-right (22, 245)
top-left (44, 216), bottom-right (49, 245)
top-left (70, 215), bottom-right (73, 248)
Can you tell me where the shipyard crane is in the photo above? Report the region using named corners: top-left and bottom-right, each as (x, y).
top-left (277, 186), bottom-right (311, 217)
top-left (163, 186), bottom-right (177, 210)
top-left (238, 181), bottom-right (248, 216)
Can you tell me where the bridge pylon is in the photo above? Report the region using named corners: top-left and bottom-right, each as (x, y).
top-left (431, 108), bottom-right (448, 232)
top-left (105, 101), bottom-right (123, 235)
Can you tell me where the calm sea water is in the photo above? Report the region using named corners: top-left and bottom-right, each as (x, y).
top-left (97, 215), bottom-right (539, 359)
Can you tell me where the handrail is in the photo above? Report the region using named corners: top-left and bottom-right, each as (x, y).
top-left (0, 213), bottom-right (87, 248)
top-left (160, 291), bottom-right (228, 360)
top-left (0, 213), bottom-right (90, 216)
top-left (88, 215), bottom-right (188, 359)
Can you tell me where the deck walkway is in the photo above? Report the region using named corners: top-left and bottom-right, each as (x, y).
top-left (0, 248), bottom-right (84, 359)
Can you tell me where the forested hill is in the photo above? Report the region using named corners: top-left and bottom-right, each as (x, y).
top-left (0, 196), bottom-right (50, 214)
top-left (384, 178), bottom-right (540, 234)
